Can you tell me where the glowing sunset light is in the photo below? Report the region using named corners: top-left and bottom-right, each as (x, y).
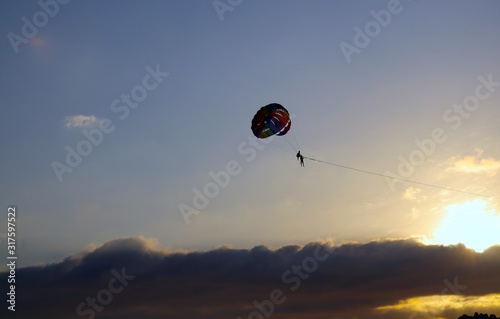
top-left (432, 200), bottom-right (500, 252)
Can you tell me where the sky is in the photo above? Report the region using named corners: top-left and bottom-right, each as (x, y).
top-left (0, 0), bottom-right (500, 318)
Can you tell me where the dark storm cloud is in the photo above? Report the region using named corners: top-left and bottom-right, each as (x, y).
top-left (1, 237), bottom-right (499, 319)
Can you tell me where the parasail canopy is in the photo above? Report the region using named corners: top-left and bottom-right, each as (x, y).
top-left (251, 103), bottom-right (291, 139)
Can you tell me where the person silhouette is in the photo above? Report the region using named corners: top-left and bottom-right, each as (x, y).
top-left (300, 154), bottom-right (304, 167)
top-left (296, 151), bottom-right (301, 161)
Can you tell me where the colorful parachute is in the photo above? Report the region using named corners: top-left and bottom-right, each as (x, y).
top-left (251, 103), bottom-right (291, 139)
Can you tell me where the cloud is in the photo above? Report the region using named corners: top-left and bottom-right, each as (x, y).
top-left (1, 237), bottom-right (499, 319)
top-left (446, 149), bottom-right (500, 175)
top-left (402, 187), bottom-right (426, 202)
top-left (63, 115), bottom-right (98, 128)
top-left (377, 294), bottom-right (500, 319)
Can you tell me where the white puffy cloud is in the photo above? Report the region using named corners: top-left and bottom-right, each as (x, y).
top-left (447, 149), bottom-right (500, 175)
top-left (63, 115), bottom-right (98, 128)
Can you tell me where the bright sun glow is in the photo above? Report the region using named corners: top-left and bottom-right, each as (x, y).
top-left (377, 294), bottom-right (500, 315)
top-left (432, 200), bottom-right (500, 252)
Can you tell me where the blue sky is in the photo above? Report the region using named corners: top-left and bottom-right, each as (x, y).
top-left (2, 1), bottom-right (500, 318)
top-left (1, 0), bottom-right (500, 270)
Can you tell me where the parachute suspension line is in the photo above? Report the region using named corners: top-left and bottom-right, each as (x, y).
top-left (271, 142), bottom-right (296, 156)
top-left (279, 119), bottom-right (298, 152)
top-left (303, 156), bottom-right (500, 201)
top-left (269, 136), bottom-right (296, 156)
top-left (283, 135), bottom-right (298, 152)
top-left (290, 127), bottom-right (300, 151)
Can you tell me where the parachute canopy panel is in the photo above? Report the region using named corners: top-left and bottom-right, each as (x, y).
top-left (251, 103), bottom-right (291, 139)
